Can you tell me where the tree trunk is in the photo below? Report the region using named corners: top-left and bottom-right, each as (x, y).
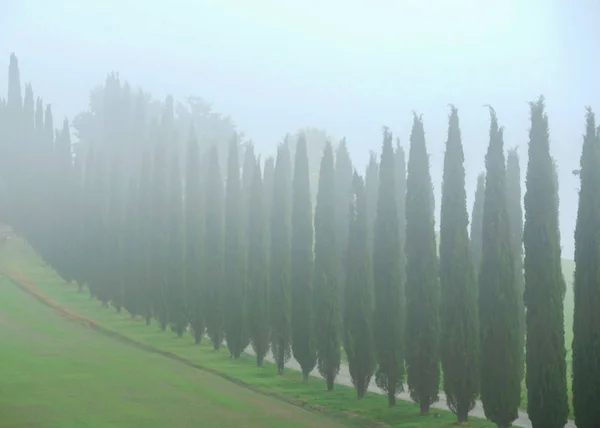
top-left (420, 402), bottom-right (429, 415)
top-left (145, 316), bottom-right (151, 326)
top-left (326, 374), bottom-right (334, 391)
top-left (457, 407), bottom-right (468, 424)
top-left (257, 355), bottom-right (264, 367)
top-left (302, 372), bottom-right (309, 383)
top-left (194, 331), bottom-right (202, 345)
top-left (357, 387), bottom-right (366, 400)
top-left (388, 391), bottom-right (396, 407)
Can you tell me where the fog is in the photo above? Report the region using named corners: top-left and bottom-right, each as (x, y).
top-left (2, 0), bottom-right (598, 256)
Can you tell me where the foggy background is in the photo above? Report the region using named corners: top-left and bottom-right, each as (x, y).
top-left (2, 0), bottom-right (598, 257)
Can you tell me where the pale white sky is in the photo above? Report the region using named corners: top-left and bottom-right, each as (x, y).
top-left (1, 0), bottom-right (598, 257)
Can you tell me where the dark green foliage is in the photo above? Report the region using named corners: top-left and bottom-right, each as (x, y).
top-left (167, 150), bottom-right (187, 337)
top-left (138, 149), bottom-right (154, 324)
top-left (506, 148), bottom-right (525, 383)
top-left (313, 142), bottom-right (341, 391)
top-left (246, 158), bottom-right (269, 366)
top-left (52, 120), bottom-right (75, 282)
top-left (185, 130), bottom-right (205, 344)
top-left (123, 175), bottom-right (140, 317)
top-left (262, 156), bottom-right (275, 245)
top-left (334, 139), bottom-right (354, 305)
top-left (106, 149), bottom-right (125, 312)
top-left (269, 141), bottom-right (293, 374)
top-left (523, 97), bottom-right (568, 427)
top-left (572, 107), bottom-right (600, 428)
top-left (223, 135), bottom-right (246, 358)
top-left (478, 108), bottom-right (521, 428)
top-left (394, 140), bottom-right (407, 262)
top-left (439, 106), bottom-right (478, 423)
top-left (291, 133), bottom-right (316, 381)
top-left (405, 114), bottom-right (440, 415)
top-left (151, 137), bottom-right (169, 330)
top-left (344, 172), bottom-right (375, 399)
top-left (470, 172), bottom-right (485, 276)
top-left (372, 128), bottom-right (404, 406)
top-left (365, 152), bottom-right (379, 252)
top-left (204, 145), bottom-right (225, 350)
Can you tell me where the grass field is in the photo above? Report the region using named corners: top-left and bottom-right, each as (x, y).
top-left (0, 277), bottom-right (358, 428)
top-left (0, 237), bottom-right (498, 427)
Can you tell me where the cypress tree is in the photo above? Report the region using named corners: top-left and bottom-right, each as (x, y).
top-left (506, 147), bottom-right (525, 382)
top-left (138, 149), bottom-right (154, 325)
top-left (123, 175), bottom-right (140, 317)
top-left (478, 108), bottom-right (521, 428)
top-left (405, 114), bottom-right (440, 414)
top-left (373, 127), bottom-right (404, 406)
top-left (365, 152), bottom-right (379, 252)
top-left (523, 97), bottom-right (568, 427)
top-left (151, 137), bottom-right (169, 330)
top-left (313, 142), bottom-right (341, 390)
top-left (470, 172), bottom-right (485, 276)
top-left (168, 150), bottom-right (187, 337)
top-left (107, 150), bottom-right (125, 313)
top-left (344, 172), bottom-right (375, 399)
top-left (572, 107), bottom-right (600, 428)
top-left (263, 156), bottom-right (275, 230)
top-left (204, 145), bottom-right (225, 350)
top-left (224, 135), bottom-right (246, 358)
top-left (185, 129), bottom-right (205, 344)
top-left (71, 148), bottom-right (86, 293)
top-left (291, 133), bottom-right (316, 381)
top-left (269, 141), bottom-right (292, 374)
top-left (334, 139), bottom-right (353, 305)
top-left (439, 106), bottom-right (478, 422)
top-left (394, 140), bottom-right (407, 263)
top-left (247, 158), bottom-right (269, 366)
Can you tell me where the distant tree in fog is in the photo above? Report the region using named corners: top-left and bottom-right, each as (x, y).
top-left (373, 127), bottom-right (404, 406)
top-left (344, 172), bottom-right (375, 399)
top-left (291, 133), bottom-right (316, 382)
top-left (313, 142), bottom-right (341, 390)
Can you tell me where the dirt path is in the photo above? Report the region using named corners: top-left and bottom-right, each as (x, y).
top-left (244, 348), bottom-right (576, 428)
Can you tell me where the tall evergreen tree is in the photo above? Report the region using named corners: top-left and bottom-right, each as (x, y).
top-left (394, 141), bottom-right (407, 264)
top-left (123, 175), bottom-right (140, 317)
top-left (223, 135), bottom-right (246, 358)
top-left (313, 142), bottom-right (341, 390)
top-left (269, 141), bottom-right (293, 374)
top-left (151, 137), bottom-right (169, 330)
top-left (334, 139), bottom-right (353, 305)
top-left (506, 147), bottom-right (525, 383)
top-left (439, 106), bottom-right (478, 422)
top-left (247, 158), bottom-right (269, 366)
top-left (263, 156), bottom-right (275, 229)
top-left (168, 150), bottom-right (187, 337)
top-left (572, 107), bottom-right (600, 428)
top-left (204, 145), bottom-right (225, 350)
top-left (365, 152), bottom-right (379, 252)
top-left (185, 129), bottom-right (205, 344)
top-left (470, 173), bottom-right (485, 276)
top-left (106, 150), bottom-right (125, 312)
top-left (373, 127), bottom-right (404, 406)
top-left (478, 108), bottom-right (521, 428)
top-left (291, 133), bottom-right (316, 381)
top-left (138, 149), bottom-right (154, 324)
top-left (344, 172), bottom-right (375, 399)
top-left (523, 97), bottom-right (568, 427)
top-left (405, 114), bottom-right (440, 414)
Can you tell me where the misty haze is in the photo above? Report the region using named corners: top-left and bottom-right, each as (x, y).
top-left (1, 2), bottom-right (599, 428)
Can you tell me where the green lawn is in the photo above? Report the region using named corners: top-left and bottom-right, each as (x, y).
top-left (0, 237), bottom-right (496, 427)
top-left (0, 276), bottom-right (357, 428)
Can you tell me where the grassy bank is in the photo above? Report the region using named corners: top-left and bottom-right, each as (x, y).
top-left (0, 238), bottom-right (497, 427)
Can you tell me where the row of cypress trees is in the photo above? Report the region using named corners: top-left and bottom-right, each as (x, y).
top-left (1, 53), bottom-right (599, 428)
